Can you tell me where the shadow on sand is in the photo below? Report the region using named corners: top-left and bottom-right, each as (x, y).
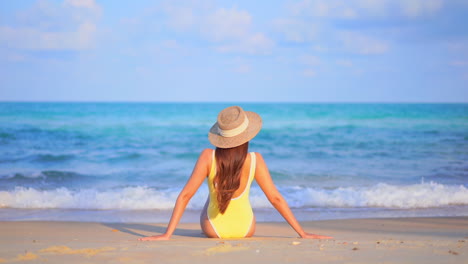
top-left (101, 223), bottom-right (205, 238)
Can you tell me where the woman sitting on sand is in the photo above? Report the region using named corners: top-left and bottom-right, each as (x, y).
top-left (140, 106), bottom-right (332, 240)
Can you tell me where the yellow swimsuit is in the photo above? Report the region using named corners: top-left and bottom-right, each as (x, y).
top-left (207, 150), bottom-right (256, 238)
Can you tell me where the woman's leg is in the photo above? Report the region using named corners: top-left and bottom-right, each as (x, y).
top-left (200, 198), bottom-right (218, 238)
top-left (245, 215), bottom-right (256, 238)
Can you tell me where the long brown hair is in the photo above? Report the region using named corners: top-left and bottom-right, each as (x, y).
top-left (214, 142), bottom-right (249, 214)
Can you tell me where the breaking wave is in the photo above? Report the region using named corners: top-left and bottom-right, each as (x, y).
top-left (1, 182), bottom-right (467, 210)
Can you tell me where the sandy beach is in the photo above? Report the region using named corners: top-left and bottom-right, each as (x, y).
top-left (0, 217), bottom-right (466, 263)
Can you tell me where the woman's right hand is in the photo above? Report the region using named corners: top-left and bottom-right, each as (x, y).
top-left (138, 234), bottom-right (170, 241)
top-left (301, 232), bottom-right (333, 239)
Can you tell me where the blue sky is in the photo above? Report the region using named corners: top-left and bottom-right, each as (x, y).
top-left (0, 0), bottom-right (467, 102)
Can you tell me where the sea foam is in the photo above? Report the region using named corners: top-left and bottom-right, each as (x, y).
top-left (1, 182), bottom-right (467, 210)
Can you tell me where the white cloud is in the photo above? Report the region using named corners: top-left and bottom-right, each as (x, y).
top-left (158, 4), bottom-right (274, 55)
top-left (290, 0), bottom-right (328, 17)
top-left (400, 0), bottom-right (443, 17)
top-left (272, 18), bottom-right (319, 43)
top-left (341, 7), bottom-right (358, 19)
top-left (201, 7), bottom-right (273, 55)
top-left (290, 0), bottom-right (359, 19)
top-left (313, 45), bottom-right (328, 52)
top-left (64, 0), bottom-right (101, 24)
top-left (143, 39), bottom-right (190, 61)
top-left (463, 72), bottom-right (468, 80)
top-left (0, 0), bottom-right (100, 51)
top-left (447, 41), bottom-right (468, 53)
top-left (355, 0), bottom-right (389, 16)
top-left (203, 7), bottom-right (251, 41)
top-left (163, 5), bottom-right (195, 31)
top-left (233, 63), bottom-right (251, 73)
top-left (289, 0), bottom-right (444, 19)
top-left (161, 39), bottom-right (181, 49)
top-left (217, 33), bottom-right (274, 55)
top-left (229, 57), bottom-right (252, 73)
top-left (274, 0), bottom-right (445, 52)
top-left (3, 52), bottom-right (27, 62)
top-left (298, 55), bottom-right (320, 78)
top-left (353, 68), bottom-right (365, 76)
top-left (336, 59), bottom-right (353, 67)
top-left (0, 21), bottom-right (96, 50)
top-left (135, 66), bottom-right (152, 77)
top-left (302, 68), bottom-right (316, 77)
top-left (339, 31), bottom-right (389, 55)
top-left (450, 60), bottom-right (468, 67)
top-left (64, 0), bottom-right (99, 10)
top-left (299, 55), bottom-right (320, 66)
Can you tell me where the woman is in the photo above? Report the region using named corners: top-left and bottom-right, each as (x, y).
top-left (140, 106), bottom-right (332, 240)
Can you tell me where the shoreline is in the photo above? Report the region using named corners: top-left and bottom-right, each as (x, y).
top-left (1, 216), bottom-right (466, 263)
top-left (2, 206), bottom-right (467, 223)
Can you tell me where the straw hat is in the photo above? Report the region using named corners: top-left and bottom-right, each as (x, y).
top-left (208, 106), bottom-right (262, 148)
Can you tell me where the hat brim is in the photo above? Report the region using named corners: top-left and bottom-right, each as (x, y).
top-left (208, 111), bottom-right (262, 148)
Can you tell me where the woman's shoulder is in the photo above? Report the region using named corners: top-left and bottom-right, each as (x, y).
top-left (198, 149), bottom-right (215, 173)
top-left (250, 152), bottom-right (266, 164)
top-left (200, 148), bottom-right (214, 159)
top-left (250, 151), bottom-right (262, 157)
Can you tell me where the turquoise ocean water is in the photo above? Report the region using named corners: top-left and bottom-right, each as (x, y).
top-left (0, 103), bottom-right (467, 222)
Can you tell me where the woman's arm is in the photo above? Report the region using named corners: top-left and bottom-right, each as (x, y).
top-left (254, 153), bottom-right (332, 239)
top-left (139, 149), bottom-right (212, 241)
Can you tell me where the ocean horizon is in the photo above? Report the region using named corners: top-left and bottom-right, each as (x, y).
top-left (0, 102), bottom-right (467, 223)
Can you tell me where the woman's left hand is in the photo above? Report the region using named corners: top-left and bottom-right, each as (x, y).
top-left (138, 234), bottom-right (170, 241)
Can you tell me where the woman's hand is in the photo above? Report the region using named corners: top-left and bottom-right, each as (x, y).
top-left (138, 234), bottom-right (170, 241)
top-left (300, 232), bottom-right (333, 239)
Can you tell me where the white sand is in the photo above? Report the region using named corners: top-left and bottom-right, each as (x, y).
top-left (1, 217), bottom-right (467, 263)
